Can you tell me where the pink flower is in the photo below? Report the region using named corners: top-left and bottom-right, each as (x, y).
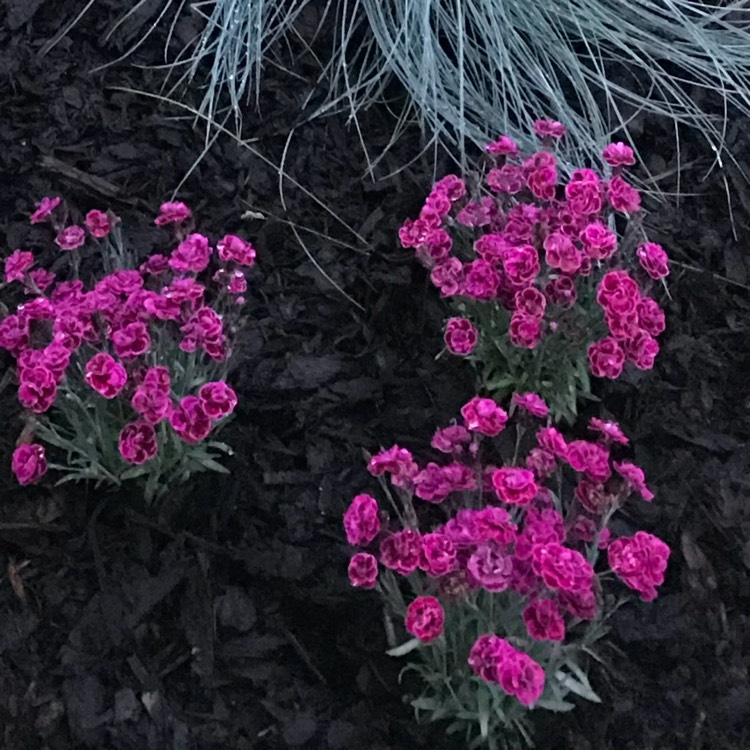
top-left (486, 165), bottom-right (525, 194)
top-left (405, 596), bottom-right (444, 643)
top-left (30, 196), bottom-right (62, 224)
top-left (5, 250), bottom-right (35, 283)
top-left (509, 312), bottom-right (542, 349)
top-left (512, 392), bottom-right (549, 418)
top-left (84, 353), bottom-right (127, 398)
top-left (503, 244), bottom-right (540, 287)
top-left (607, 175), bottom-right (641, 213)
top-left (170, 395), bottom-right (213, 443)
top-left (144, 366), bottom-right (171, 393)
top-left (532, 542), bottom-right (594, 593)
top-left (495, 643), bottom-right (546, 707)
top-left (368, 445), bottom-right (419, 488)
top-left (18, 366), bottom-right (57, 413)
top-left (420, 227), bottom-right (453, 261)
top-left (140, 254), bottom-right (170, 276)
top-left (25, 268), bottom-right (56, 294)
top-left (523, 599), bottom-right (565, 642)
top-left (536, 426), bottom-right (567, 457)
top-left (11, 443), bottom-right (48, 485)
top-left (623, 330), bottom-right (659, 370)
top-left (131, 384), bottom-right (172, 425)
top-left (637, 297), bottom-right (666, 337)
top-left (515, 287), bottom-right (546, 318)
top-left (597, 271), bottom-right (640, 317)
top-left (474, 506), bottom-right (517, 544)
top-left (515, 508), bottom-right (565, 559)
top-left (461, 397), bottom-right (508, 437)
top-left (431, 425), bottom-right (471, 454)
top-left (492, 467), bottom-right (538, 506)
top-left (348, 552), bottom-right (379, 589)
top-left (414, 463), bottom-right (454, 503)
top-left (534, 119), bottom-right (566, 139)
top-left (464, 259), bottom-right (501, 300)
top-left (565, 440), bottom-right (611, 483)
top-left (199, 381), bottom-right (237, 419)
top-left (433, 174), bottom-right (467, 201)
top-left (602, 142), bottom-right (636, 168)
top-left (169, 233), bottom-right (212, 273)
top-left (380, 529), bottom-right (421, 575)
top-left (575, 480), bottom-right (612, 515)
top-left (588, 417), bottom-right (629, 445)
top-left (468, 634), bottom-right (510, 682)
top-left (558, 588), bottom-right (598, 620)
top-left (565, 169), bottom-right (603, 215)
top-left (35, 343), bottom-right (70, 382)
top-left (444, 317), bottom-right (477, 356)
top-left (588, 337), bottom-right (626, 379)
top-left (526, 447), bottom-right (556, 479)
top-left (112, 321), bottom-right (151, 360)
top-left (180, 307), bottom-right (226, 361)
top-left (486, 136), bottom-right (519, 156)
top-left (419, 533), bottom-right (458, 577)
top-left (544, 232), bottom-right (583, 273)
top-left (55, 226), bottom-right (86, 251)
top-left (467, 541), bottom-right (514, 591)
top-left (457, 197), bottom-right (497, 227)
top-left (608, 531), bottom-right (670, 601)
top-left (636, 242), bottom-right (670, 280)
top-left (155, 201), bottom-right (192, 227)
top-left (85, 209), bottom-right (113, 238)
top-left (580, 222), bottom-right (618, 261)
top-left (118, 421), bottom-right (158, 465)
top-left (544, 276), bottom-right (577, 309)
top-left (430, 257), bottom-right (464, 297)
top-left (217, 235), bottom-right (257, 266)
top-left (343, 494), bottom-right (381, 546)
top-left (613, 461), bottom-right (654, 501)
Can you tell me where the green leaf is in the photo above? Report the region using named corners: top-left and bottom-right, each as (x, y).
top-left (554, 669), bottom-right (601, 703)
top-left (386, 637), bottom-right (422, 657)
top-left (119, 466), bottom-right (149, 481)
top-left (535, 697), bottom-right (576, 712)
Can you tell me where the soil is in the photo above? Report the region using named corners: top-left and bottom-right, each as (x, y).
top-left (1, 2), bottom-right (749, 749)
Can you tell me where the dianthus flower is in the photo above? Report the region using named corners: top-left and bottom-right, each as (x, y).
top-left (588, 337), bottom-right (626, 379)
top-left (444, 317), bottom-right (477, 356)
top-left (143, 366), bottom-right (171, 393)
top-left (544, 276), bottom-right (577, 308)
top-left (467, 541), bottom-right (514, 592)
top-left (536, 426), bottom-right (567, 457)
top-left (131, 383), bottom-right (172, 425)
top-left (433, 174), bottom-right (467, 201)
top-left (30, 196), bottom-right (61, 224)
top-left (636, 242), bottom-right (669, 280)
top-left (414, 463), bottom-right (454, 503)
top-left (503, 244), bottom-right (540, 287)
top-left (418, 532), bottom-right (458, 577)
top-left (169, 233), bottom-right (212, 273)
top-left (460, 397), bottom-right (508, 437)
top-left (534, 119), bottom-right (566, 139)
top-left (430, 257), bottom-right (464, 296)
top-left (574, 480), bottom-right (612, 515)
top-left (26, 268), bottom-right (56, 294)
top-left (367, 445), bottom-right (419, 488)
top-left (486, 135), bottom-right (519, 156)
top-left (155, 201), bottom-right (192, 227)
top-left (118, 421), bottom-right (158, 465)
top-left (4, 249), bottom-right (35, 283)
top-left (509, 313), bottom-right (542, 349)
top-left (380, 529), bottom-right (422, 575)
top-left (343, 493), bottom-right (381, 546)
top-left (463, 259), bottom-right (501, 300)
top-left (199, 381), bottom-right (237, 419)
top-left (474, 506), bottom-right (518, 544)
top-left (637, 297), bottom-right (666, 337)
top-left (12, 443), bottom-right (48, 486)
top-left (588, 417), bottom-right (629, 445)
top-left (468, 634), bottom-right (509, 682)
top-left (623, 330), bottom-right (659, 370)
top-left (170, 395), bottom-right (213, 443)
top-left (140, 254), bottom-right (170, 276)
top-left (18, 366), bottom-right (57, 413)
top-left (532, 542), bottom-right (594, 593)
top-left (0, 315), bottom-right (29, 355)
top-left (523, 598), bottom-right (565, 642)
top-left (512, 392), bottom-right (549, 418)
top-left (514, 507), bottom-right (565, 559)
top-left (492, 467), bottom-right (538, 506)
top-left (515, 287), bottom-right (546, 318)
top-left (348, 552), bottom-right (379, 589)
top-left (565, 440), bottom-right (611, 483)
top-left (544, 232), bottom-right (583, 273)
top-left (607, 175), bottom-right (641, 214)
top-left (85, 209), bottom-right (113, 238)
top-left (112, 321), bottom-right (151, 360)
top-left (180, 307), bottom-right (226, 361)
top-left (580, 221), bottom-right (618, 261)
top-left (487, 164), bottom-right (525, 194)
top-left (217, 235), bottom-right (257, 266)
top-left (84, 353), bottom-right (127, 399)
top-left (405, 596), bottom-right (445, 643)
top-left (526, 447), bottom-right (556, 479)
top-left (613, 460), bottom-right (654, 501)
top-left (602, 142), bottom-right (636, 168)
top-left (565, 169), bottom-right (603, 215)
top-left (55, 226), bottom-right (86, 251)
top-left (431, 425), bottom-right (471, 455)
top-left (608, 531), bottom-right (670, 601)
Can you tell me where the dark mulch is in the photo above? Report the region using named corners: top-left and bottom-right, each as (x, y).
top-left (1, 2), bottom-right (749, 749)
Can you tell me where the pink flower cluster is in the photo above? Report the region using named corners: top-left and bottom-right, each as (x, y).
top-left (398, 126), bottom-right (667, 382)
top-left (344, 393), bottom-right (670, 708)
top-left (2, 198), bottom-right (250, 484)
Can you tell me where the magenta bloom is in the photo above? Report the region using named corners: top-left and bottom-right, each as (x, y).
top-left (11, 443), bottom-right (48, 486)
top-left (169, 233), bottom-right (212, 273)
top-left (515, 287), bottom-right (546, 318)
top-left (143, 366), bottom-right (171, 393)
top-left (414, 463), bottom-right (454, 503)
top-left (5, 249), bottom-right (35, 283)
top-left (170, 395), bottom-right (213, 443)
top-left (526, 448), bottom-right (556, 479)
top-left (509, 312), bottom-right (542, 349)
top-left (140, 254), bottom-right (170, 276)
top-left (468, 634), bottom-right (510, 682)
top-left (112, 321), bottom-right (151, 360)
top-left (575, 480), bottom-right (612, 515)
top-left (18, 366), bottom-right (57, 413)
top-left (532, 542), bottom-right (594, 593)
top-left (467, 541), bottom-right (514, 592)
top-left (486, 135), bottom-right (519, 156)
top-left (464, 259), bottom-right (501, 300)
top-left (566, 440), bottom-right (611, 483)
top-left (565, 169), bottom-right (603, 215)
top-left (523, 599), bottom-right (565, 642)
top-left (217, 235), bottom-right (257, 266)
top-left (155, 201), bottom-right (192, 227)
top-left (636, 242), bottom-right (669, 280)
top-left (348, 552), bottom-right (379, 589)
top-left (55, 226), bottom-right (86, 251)
top-left (404, 596), bottom-right (444, 643)
top-left (544, 232), bottom-right (583, 273)
top-left (607, 175), bottom-right (641, 214)
top-left (512, 392), bottom-right (549, 418)
top-left (444, 317), bottom-right (478, 356)
top-left (30, 196), bottom-right (61, 224)
top-left (487, 164), bottom-right (525, 194)
top-left (503, 244), bottom-right (540, 287)
top-left (118, 421), bottom-right (158, 465)
top-left (492, 467), bottom-right (538, 506)
top-left (380, 529), bottom-right (421, 575)
top-left (588, 337), bottom-right (626, 379)
top-left (367, 445), bottom-right (419, 488)
top-left (637, 297), bottom-right (666, 337)
top-left (461, 396), bottom-right (508, 437)
top-left (533, 119), bottom-right (566, 139)
top-left (536, 426), bottom-right (568, 458)
top-left (602, 142), bottom-right (636, 168)
top-left (343, 493), bottom-right (381, 546)
top-left (199, 381), bottom-right (237, 419)
top-left (431, 425), bottom-right (471, 455)
top-left (84, 353), bottom-right (127, 399)
top-left (614, 460), bottom-right (654, 501)
top-left (419, 532), bottom-right (458, 577)
top-left (580, 221), bottom-right (618, 261)
top-left (623, 330), bottom-right (659, 370)
top-left (85, 209), bottom-right (113, 238)
top-left (131, 385), bottom-right (172, 425)
top-left (588, 417), bottom-right (629, 445)
top-left (26, 268), bottom-right (56, 295)
top-left (608, 531), bottom-right (670, 601)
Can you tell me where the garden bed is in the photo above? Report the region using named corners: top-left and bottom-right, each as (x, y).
top-left (1, 2), bottom-right (749, 748)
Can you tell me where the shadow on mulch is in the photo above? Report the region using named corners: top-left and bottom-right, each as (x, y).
top-left (1, 2), bottom-right (750, 749)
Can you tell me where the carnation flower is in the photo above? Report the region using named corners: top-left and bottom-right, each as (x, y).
top-left (84, 353), bottom-right (128, 399)
top-left (18, 366), bottom-right (57, 413)
top-left (492, 467), bottom-right (538, 506)
top-left (112, 321), bottom-right (151, 360)
top-left (118, 421), bottom-right (158, 465)
top-left (155, 201), bottom-right (192, 227)
top-left (532, 542), bottom-right (594, 593)
top-left (608, 531), bottom-right (670, 601)
top-left (533, 119), bottom-right (566, 139)
top-left (131, 384), bottom-right (172, 425)
top-left (343, 493), bottom-right (381, 546)
top-left (467, 541), bottom-right (514, 591)
top-left (588, 337), bottom-right (626, 379)
top-left (199, 381), bottom-right (238, 419)
top-left (565, 440), bottom-right (611, 483)
top-left (419, 533), bottom-right (458, 577)
top-left (461, 397), bottom-right (508, 437)
top-left (367, 445), bottom-right (419, 488)
top-left (169, 233), bottom-right (212, 273)
top-left (536, 426), bottom-right (567, 457)
top-left (55, 226), bottom-right (86, 251)
top-left (380, 529), bottom-right (422, 575)
top-left (602, 142), bottom-right (636, 168)
top-left (217, 235), bottom-right (257, 266)
top-left (348, 552), bottom-right (379, 589)
top-left (509, 313), bottom-right (542, 349)
top-left (486, 135), bottom-right (519, 156)
top-left (170, 395), bottom-right (212, 443)
top-left (30, 196), bottom-right (62, 224)
top-left (636, 242), bottom-right (670, 280)
top-left (85, 209), bottom-right (113, 238)
top-left (4, 249), bottom-right (35, 283)
top-left (405, 596), bottom-right (445, 643)
top-left (431, 425), bottom-right (471, 454)
top-left (613, 461), bottom-right (654, 501)
top-left (512, 392), bottom-right (549, 418)
top-left (414, 463), bottom-right (454, 503)
top-left (444, 317), bottom-right (477, 356)
top-left (523, 599), bottom-right (565, 642)
top-left (12, 443), bottom-right (48, 485)
top-left (514, 287), bottom-right (547, 318)
top-left (607, 175), bottom-right (641, 214)
top-left (588, 417), bottom-right (629, 445)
